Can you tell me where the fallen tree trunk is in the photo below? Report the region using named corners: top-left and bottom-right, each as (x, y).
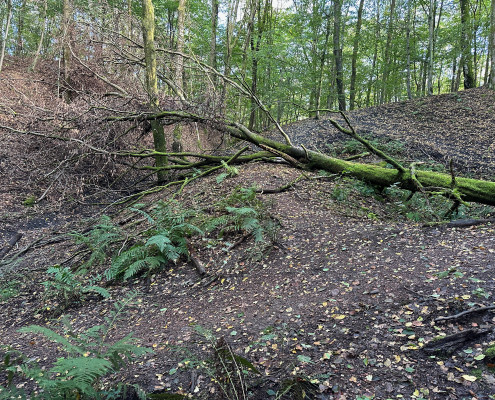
top-left (110, 111), bottom-right (495, 207)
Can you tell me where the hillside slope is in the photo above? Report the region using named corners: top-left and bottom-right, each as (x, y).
top-left (0, 64), bottom-right (495, 399)
top-left (283, 87), bottom-right (495, 178)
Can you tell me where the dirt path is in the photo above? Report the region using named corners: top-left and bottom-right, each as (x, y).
top-left (1, 163), bottom-right (494, 399)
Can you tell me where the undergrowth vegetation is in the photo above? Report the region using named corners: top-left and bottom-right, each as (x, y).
top-left (322, 137), bottom-right (495, 222)
top-left (0, 292), bottom-right (151, 400)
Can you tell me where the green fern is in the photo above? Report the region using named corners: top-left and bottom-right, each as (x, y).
top-left (70, 215), bottom-right (123, 272)
top-left (15, 292), bottom-right (152, 399)
top-left (105, 201), bottom-right (203, 282)
top-left (43, 265), bottom-right (109, 312)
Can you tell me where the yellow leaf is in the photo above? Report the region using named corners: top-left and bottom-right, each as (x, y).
top-left (394, 355), bottom-right (401, 362)
top-left (462, 375), bottom-right (477, 382)
top-left (349, 376), bottom-right (357, 382)
top-left (332, 314), bottom-right (346, 320)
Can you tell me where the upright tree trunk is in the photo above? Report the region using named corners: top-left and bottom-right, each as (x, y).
top-left (62, 0), bottom-right (73, 103)
top-left (380, 0), bottom-right (396, 104)
top-left (349, 0), bottom-right (365, 110)
top-left (405, 1), bottom-right (413, 99)
top-left (366, 0), bottom-right (381, 107)
top-left (142, 0), bottom-right (168, 183)
top-left (15, 0), bottom-right (26, 55)
top-left (220, 0), bottom-right (240, 114)
top-left (0, 0), bottom-right (13, 73)
top-left (460, 0), bottom-right (475, 88)
top-left (489, 0), bottom-right (495, 89)
top-left (315, 17), bottom-right (331, 119)
top-left (333, 0), bottom-right (346, 111)
top-left (426, 0), bottom-right (435, 95)
top-left (209, 0), bottom-right (218, 71)
top-left (175, 0), bottom-right (186, 95)
top-left (248, 0), bottom-right (270, 131)
top-left (451, 56), bottom-right (458, 92)
top-left (31, 0), bottom-right (48, 71)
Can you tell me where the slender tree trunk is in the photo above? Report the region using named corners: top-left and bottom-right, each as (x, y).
top-left (142, 0), bottom-right (168, 182)
top-left (315, 17), bottom-right (331, 119)
top-left (380, 0), bottom-right (396, 103)
top-left (175, 0), bottom-right (186, 95)
top-left (406, 1), bottom-right (413, 99)
top-left (427, 0), bottom-right (435, 95)
top-left (220, 0), bottom-right (240, 114)
top-left (209, 0), bottom-right (218, 71)
top-left (15, 0), bottom-right (27, 55)
top-left (489, 0), bottom-right (495, 89)
top-left (61, 0), bottom-right (74, 103)
top-left (333, 0), bottom-right (346, 111)
top-left (451, 56), bottom-right (458, 92)
top-left (349, 0), bottom-right (365, 110)
top-left (31, 0), bottom-right (48, 71)
top-left (249, 0), bottom-right (270, 131)
top-left (460, 0), bottom-right (475, 88)
top-left (0, 0), bottom-right (13, 73)
top-left (367, 0), bottom-right (381, 107)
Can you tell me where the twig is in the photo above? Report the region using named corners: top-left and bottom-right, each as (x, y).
top-left (435, 305), bottom-right (495, 322)
top-left (255, 173), bottom-right (306, 194)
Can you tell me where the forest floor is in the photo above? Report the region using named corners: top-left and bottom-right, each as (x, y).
top-left (0, 61), bottom-right (495, 400)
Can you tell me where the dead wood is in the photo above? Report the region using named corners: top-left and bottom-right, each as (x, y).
top-left (226, 232), bottom-right (252, 251)
top-left (0, 232), bottom-right (23, 260)
top-left (255, 174), bottom-right (306, 194)
top-left (435, 305), bottom-right (495, 322)
top-left (187, 240), bottom-right (206, 276)
top-left (131, 110), bottom-right (495, 207)
top-left (424, 218), bottom-right (495, 228)
top-left (423, 329), bottom-right (491, 355)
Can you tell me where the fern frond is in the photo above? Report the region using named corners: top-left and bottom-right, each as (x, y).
top-left (122, 255), bottom-right (165, 280)
top-left (19, 326), bottom-right (84, 356)
top-left (130, 207), bottom-right (156, 225)
top-left (47, 356), bottom-right (112, 397)
top-left (83, 285), bottom-right (111, 299)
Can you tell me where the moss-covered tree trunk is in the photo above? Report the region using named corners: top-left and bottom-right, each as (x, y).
top-left (142, 0), bottom-right (168, 183)
top-left (141, 110), bottom-right (495, 207)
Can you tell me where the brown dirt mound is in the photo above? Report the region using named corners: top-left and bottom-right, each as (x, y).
top-left (282, 87), bottom-right (495, 178)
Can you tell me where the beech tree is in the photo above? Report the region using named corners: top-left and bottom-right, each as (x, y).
top-left (489, 0), bottom-right (495, 88)
top-left (460, 0), bottom-right (476, 88)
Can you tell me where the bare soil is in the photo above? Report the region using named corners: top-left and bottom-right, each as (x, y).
top-left (0, 61), bottom-right (495, 399)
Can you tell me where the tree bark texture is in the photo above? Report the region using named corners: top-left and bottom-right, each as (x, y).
top-left (31, 0), bottom-right (48, 72)
top-left (489, 0), bottom-right (495, 89)
top-left (0, 0), bottom-right (13, 73)
top-left (380, 0), bottom-right (396, 103)
top-left (62, 0), bottom-right (73, 102)
top-left (175, 0), bottom-right (186, 95)
top-left (333, 0), bottom-right (346, 111)
top-left (460, 0), bottom-right (475, 89)
top-left (350, 0), bottom-right (365, 110)
top-left (142, 0), bottom-right (168, 183)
